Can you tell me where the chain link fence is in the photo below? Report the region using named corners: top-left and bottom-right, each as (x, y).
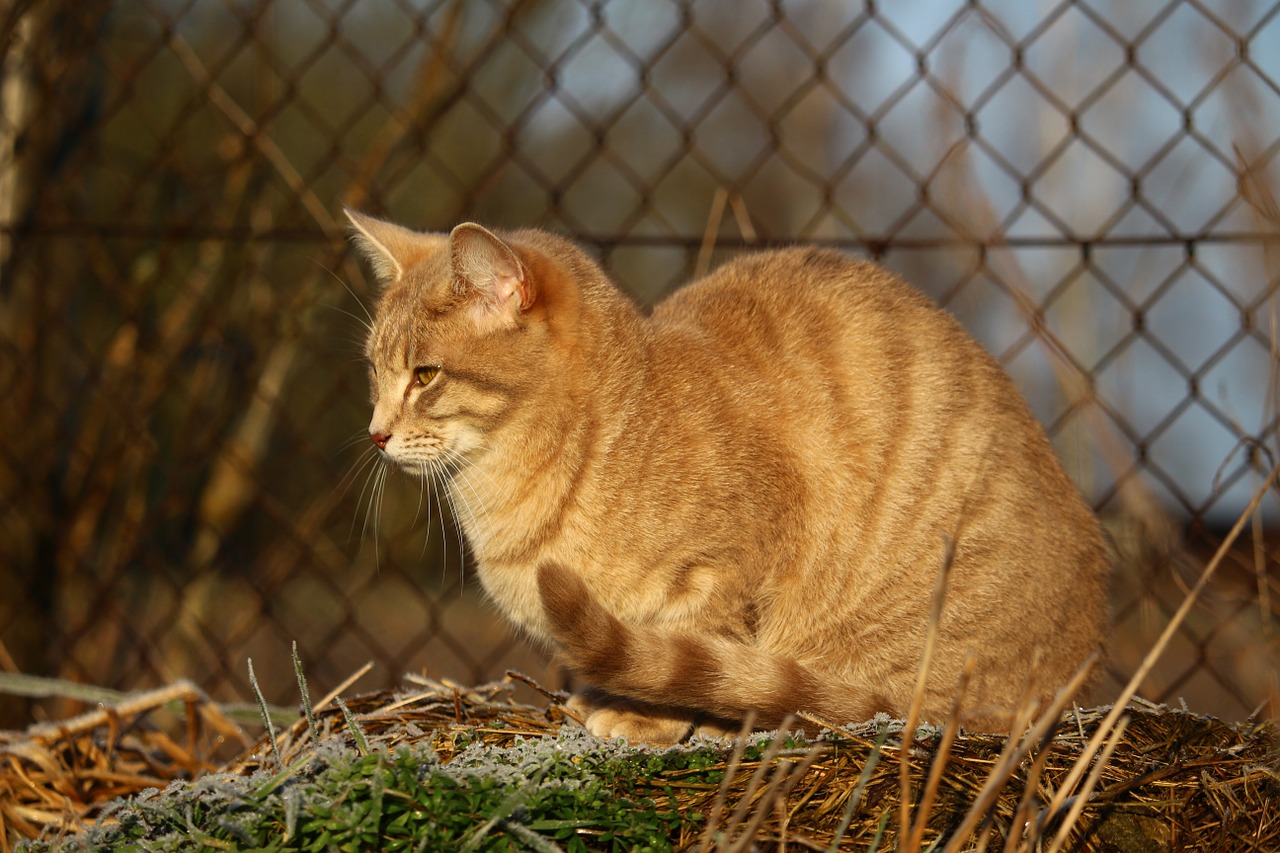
top-left (2, 0), bottom-right (1278, 727)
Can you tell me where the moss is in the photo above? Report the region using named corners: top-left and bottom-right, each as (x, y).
top-left (21, 730), bottom-right (729, 852)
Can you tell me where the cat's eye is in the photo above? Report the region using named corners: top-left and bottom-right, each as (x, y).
top-left (414, 366), bottom-right (440, 385)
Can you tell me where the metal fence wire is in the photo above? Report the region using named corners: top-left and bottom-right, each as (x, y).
top-left (2, 0), bottom-right (1279, 727)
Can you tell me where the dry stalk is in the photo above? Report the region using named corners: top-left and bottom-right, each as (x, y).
top-left (909, 657), bottom-right (973, 850)
top-left (15, 678), bottom-right (246, 748)
top-left (696, 188), bottom-right (757, 279)
top-left (725, 742), bottom-right (826, 853)
top-left (1000, 706), bottom-right (1061, 853)
top-left (695, 712), bottom-right (755, 853)
top-left (1232, 140), bottom-right (1280, 640)
top-left (898, 537), bottom-right (955, 846)
top-left (718, 718), bottom-right (795, 849)
top-left (939, 655), bottom-right (1097, 853)
top-left (929, 112), bottom-right (1166, 533)
top-left (503, 670), bottom-right (569, 704)
top-left (1043, 462), bottom-right (1280, 822)
top-left (5, 674), bottom-right (1277, 850)
top-left (1043, 714), bottom-right (1130, 853)
top-left (821, 727), bottom-right (888, 851)
top-left (312, 662), bottom-right (374, 715)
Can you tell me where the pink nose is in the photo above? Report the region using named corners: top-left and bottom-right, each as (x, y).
top-left (370, 431), bottom-right (390, 450)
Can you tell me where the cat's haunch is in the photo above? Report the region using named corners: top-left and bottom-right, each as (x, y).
top-left (349, 210), bottom-right (1110, 743)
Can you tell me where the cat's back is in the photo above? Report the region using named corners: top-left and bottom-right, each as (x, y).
top-left (644, 243), bottom-right (1104, 588)
top-left (648, 245), bottom-right (1004, 421)
top-left (642, 244), bottom-right (1108, 719)
top-left (651, 246), bottom-right (967, 358)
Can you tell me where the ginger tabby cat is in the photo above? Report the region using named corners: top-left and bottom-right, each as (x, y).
top-left (347, 210), bottom-right (1109, 743)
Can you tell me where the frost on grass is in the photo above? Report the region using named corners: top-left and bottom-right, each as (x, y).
top-left (13, 688), bottom-right (1279, 852)
top-left (20, 724), bottom-right (721, 852)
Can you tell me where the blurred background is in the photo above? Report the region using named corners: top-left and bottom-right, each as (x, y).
top-left (1, 0), bottom-right (1278, 729)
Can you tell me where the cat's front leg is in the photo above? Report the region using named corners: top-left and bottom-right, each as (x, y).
top-left (564, 687), bottom-right (695, 744)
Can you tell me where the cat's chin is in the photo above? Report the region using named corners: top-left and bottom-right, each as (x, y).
top-left (391, 458), bottom-right (428, 476)
top-left (389, 455), bottom-right (458, 480)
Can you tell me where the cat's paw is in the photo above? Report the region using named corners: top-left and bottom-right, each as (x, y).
top-left (583, 706), bottom-right (692, 744)
top-left (562, 691), bottom-right (595, 724)
top-left (561, 687), bottom-right (695, 744)
top-left (692, 718), bottom-right (742, 740)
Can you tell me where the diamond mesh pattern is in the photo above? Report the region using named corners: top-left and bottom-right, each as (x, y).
top-left (2, 0), bottom-right (1278, 724)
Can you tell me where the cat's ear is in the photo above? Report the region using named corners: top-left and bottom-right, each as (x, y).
top-left (449, 223), bottom-right (531, 326)
top-left (345, 208), bottom-right (424, 284)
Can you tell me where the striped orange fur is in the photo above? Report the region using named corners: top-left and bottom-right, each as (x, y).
top-left (349, 210), bottom-right (1110, 743)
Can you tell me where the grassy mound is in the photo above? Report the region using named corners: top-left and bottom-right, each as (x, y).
top-left (2, 672), bottom-right (1277, 852)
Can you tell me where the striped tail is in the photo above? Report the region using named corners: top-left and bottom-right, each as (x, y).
top-left (535, 562), bottom-right (888, 728)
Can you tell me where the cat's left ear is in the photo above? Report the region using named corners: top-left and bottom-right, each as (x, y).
top-left (345, 208), bottom-right (445, 285)
top-left (449, 223), bottom-right (531, 327)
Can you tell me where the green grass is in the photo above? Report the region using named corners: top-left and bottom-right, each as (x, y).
top-left (24, 728), bottom-right (743, 852)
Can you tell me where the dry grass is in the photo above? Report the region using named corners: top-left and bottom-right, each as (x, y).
top-left (1, 669), bottom-right (1277, 851)
top-left (0, 678), bottom-right (250, 848)
top-left (2, 479), bottom-right (1277, 850)
top-left (4, 477), bottom-right (1279, 850)
top-left (3, 10), bottom-right (1278, 851)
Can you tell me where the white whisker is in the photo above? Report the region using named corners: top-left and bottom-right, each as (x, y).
top-left (411, 460), bottom-right (428, 528)
top-left (319, 301), bottom-right (375, 337)
top-left (439, 445), bottom-right (500, 538)
top-left (348, 450), bottom-right (384, 544)
top-left (355, 458), bottom-right (389, 570)
top-left (314, 259), bottom-right (376, 334)
top-left (446, 496), bottom-right (468, 592)
top-left (335, 445), bottom-right (380, 502)
top-left (358, 461), bottom-right (377, 543)
top-left (425, 459), bottom-right (448, 580)
top-left (444, 466), bottom-right (497, 557)
top-left (373, 462), bottom-right (390, 570)
top-left (418, 460), bottom-right (440, 565)
top-left (336, 430), bottom-right (375, 455)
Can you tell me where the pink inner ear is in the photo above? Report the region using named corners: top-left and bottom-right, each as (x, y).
top-left (451, 224), bottom-right (530, 319)
top-left (470, 270), bottom-right (527, 324)
top-left (493, 270), bottom-right (528, 311)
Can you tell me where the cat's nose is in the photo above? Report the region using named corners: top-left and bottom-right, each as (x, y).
top-left (370, 431), bottom-right (391, 450)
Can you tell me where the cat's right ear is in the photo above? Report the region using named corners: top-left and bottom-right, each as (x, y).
top-left (344, 208), bottom-right (420, 284)
top-left (449, 223), bottom-right (530, 328)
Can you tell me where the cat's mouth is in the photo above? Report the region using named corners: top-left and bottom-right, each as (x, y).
top-left (381, 447), bottom-right (461, 480)
top-left (381, 451), bottom-right (427, 475)
top-left (370, 429), bottom-right (452, 476)
top-left (389, 456), bottom-right (423, 475)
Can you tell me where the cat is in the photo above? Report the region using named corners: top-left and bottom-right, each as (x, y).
top-left (347, 209), bottom-right (1110, 743)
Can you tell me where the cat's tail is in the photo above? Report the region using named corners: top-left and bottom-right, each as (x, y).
top-left (535, 562), bottom-right (891, 728)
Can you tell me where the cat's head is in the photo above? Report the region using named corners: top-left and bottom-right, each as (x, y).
top-left (346, 210), bottom-right (561, 474)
